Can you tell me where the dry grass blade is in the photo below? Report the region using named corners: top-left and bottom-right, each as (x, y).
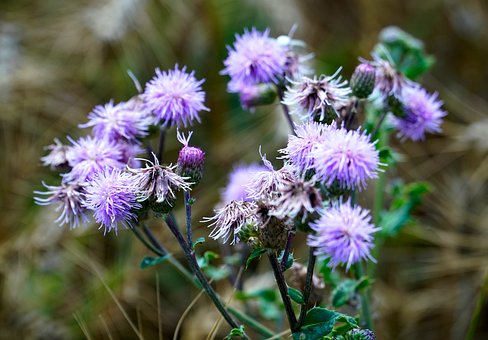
top-left (74, 312), bottom-right (93, 340)
top-left (99, 314), bottom-right (114, 340)
top-left (173, 281), bottom-right (209, 340)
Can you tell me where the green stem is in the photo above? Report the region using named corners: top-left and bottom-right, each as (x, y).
top-left (277, 86), bottom-right (296, 135)
top-left (466, 270), bottom-right (488, 340)
top-left (296, 248), bottom-right (317, 331)
top-left (228, 307), bottom-right (277, 339)
top-left (184, 191), bottom-right (193, 248)
top-left (354, 262), bottom-right (373, 330)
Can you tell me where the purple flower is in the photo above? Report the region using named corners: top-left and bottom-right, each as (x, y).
top-left (79, 100), bottom-right (152, 141)
top-left (282, 70), bottom-right (351, 121)
top-left (34, 181), bottom-right (88, 229)
top-left (143, 65), bottom-right (209, 128)
top-left (119, 141), bottom-right (145, 169)
top-left (176, 130), bottom-right (205, 185)
top-left (393, 85), bottom-right (447, 141)
top-left (222, 28), bottom-right (287, 90)
top-left (308, 200), bottom-right (380, 270)
top-left (64, 136), bottom-right (125, 182)
top-left (279, 121), bottom-right (328, 172)
top-left (41, 138), bottom-right (70, 170)
top-left (371, 54), bottom-right (410, 97)
top-left (204, 200), bottom-right (257, 244)
top-left (83, 168), bottom-right (141, 234)
top-left (312, 123), bottom-right (380, 190)
top-left (221, 163), bottom-right (268, 203)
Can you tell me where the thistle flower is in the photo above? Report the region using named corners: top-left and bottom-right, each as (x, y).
top-left (41, 138), bottom-right (70, 170)
top-left (221, 163), bottom-right (268, 203)
top-left (119, 141), bottom-right (145, 168)
top-left (255, 202), bottom-right (292, 250)
top-left (127, 154), bottom-right (191, 204)
top-left (312, 123), bottom-right (380, 190)
top-left (176, 130), bottom-right (205, 185)
top-left (392, 85), bottom-right (447, 141)
top-left (371, 54), bottom-right (410, 97)
top-left (64, 136), bottom-right (124, 182)
top-left (143, 65), bottom-right (209, 128)
top-left (222, 28), bottom-right (287, 90)
top-left (270, 176), bottom-right (322, 221)
top-left (79, 100), bottom-right (152, 141)
top-left (83, 168), bottom-right (141, 234)
top-left (34, 181), bottom-right (88, 229)
top-left (308, 201), bottom-right (380, 270)
top-left (279, 121), bottom-right (328, 172)
top-left (204, 200), bottom-right (257, 244)
top-left (276, 30), bottom-right (314, 80)
top-left (282, 70), bottom-right (351, 121)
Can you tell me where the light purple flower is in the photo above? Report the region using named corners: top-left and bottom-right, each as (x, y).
top-left (119, 141), bottom-right (145, 169)
top-left (143, 65), bottom-right (209, 127)
top-left (279, 121), bottom-right (328, 172)
top-left (83, 168), bottom-right (141, 234)
top-left (312, 123), bottom-right (380, 190)
top-left (34, 181), bottom-right (88, 229)
top-left (392, 85), bottom-right (447, 141)
top-left (222, 28), bottom-right (287, 90)
top-left (64, 136), bottom-right (125, 182)
top-left (282, 70), bottom-right (351, 121)
top-left (176, 130), bottom-right (205, 184)
top-left (221, 163), bottom-right (268, 203)
top-left (308, 200), bottom-right (380, 270)
top-left (79, 100), bottom-right (152, 141)
top-left (371, 54), bottom-right (411, 97)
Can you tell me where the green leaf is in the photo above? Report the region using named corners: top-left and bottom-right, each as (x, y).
top-left (246, 247), bottom-right (266, 269)
top-left (332, 279), bottom-right (357, 308)
top-left (288, 287), bottom-right (304, 304)
top-left (319, 258), bottom-right (340, 288)
top-left (205, 266), bottom-right (231, 281)
top-left (355, 276), bottom-right (371, 291)
top-left (278, 251), bottom-right (294, 271)
top-left (226, 325), bottom-right (245, 339)
top-left (234, 289), bottom-right (281, 321)
top-left (140, 255), bottom-right (170, 269)
top-left (192, 237), bottom-right (205, 250)
top-left (293, 307), bottom-right (340, 340)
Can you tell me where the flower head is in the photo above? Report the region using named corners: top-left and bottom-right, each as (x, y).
top-left (79, 100), bottom-right (152, 141)
top-left (282, 70), bottom-right (351, 121)
top-left (222, 28), bottom-right (287, 90)
top-left (393, 85), bottom-right (447, 141)
top-left (312, 123), bottom-right (380, 190)
top-left (371, 54), bottom-right (410, 97)
top-left (204, 200), bottom-right (257, 244)
top-left (64, 136), bottom-right (125, 182)
top-left (308, 200), bottom-right (380, 270)
top-left (221, 163), bottom-right (268, 203)
top-left (34, 181), bottom-right (88, 229)
top-left (83, 168), bottom-right (141, 234)
top-left (176, 130), bottom-right (205, 185)
top-left (143, 65), bottom-right (209, 127)
top-left (41, 138), bottom-right (70, 170)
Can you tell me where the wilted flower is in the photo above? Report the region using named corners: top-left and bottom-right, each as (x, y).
top-left (312, 123), bottom-right (380, 190)
top-left (392, 85), bottom-right (447, 141)
top-left (222, 28), bottom-right (287, 90)
top-left (34, 181), bottom-right (88, 229)
top-left (256, 202), bottom-right (292, 250)
top-left (64, 136), bottom-right (125, 182)
top-left (221, 163), bottom-right (268, 203)
top-left (282, 70), bottom-right (351, 121)
top-left (308, 200), bottom-right (380, 270)
top-left (79, 100), bottom-right (152, 141)
top-left (83, 168), bottom-right (141, 234)
top-left (204, 200), bottom-right (257, 244)
top-left (371, 54), bottom-right (410, 97)
top-left (41, 138), bottom-right (70, 170)
top-left (143, 65), bottom-right (209, 127)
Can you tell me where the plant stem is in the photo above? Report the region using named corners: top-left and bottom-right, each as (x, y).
top-left (466, 270), bottom-right (488, 340)
top-left (184, 191), bottom-right (193, 247)
top-left (296, 248), bottom-right (316, 330)
top-left (164, 214), bottom-right (242, 331)
top-left (227, 307), bottom-right (277, 339)
top-left (267, 251), bottom-right (297, 330)
top-left (277, 86), bottom-right (296, 135)
top-left (157, 125), bottom-right (166, 163)
top-left (354, 262), bottom-right (373, 330)
top-left (370, 110), bottom-right (388, 139)
top-left (281, 231), bottom-right (294, 271)
top-left (131, 227), bottom-right (165, 257)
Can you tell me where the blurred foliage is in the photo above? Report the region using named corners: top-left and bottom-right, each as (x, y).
top-left (1, 0), bottom-right (488, 339)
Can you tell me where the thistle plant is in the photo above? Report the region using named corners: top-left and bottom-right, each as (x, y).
top-left (35, 26), bottom-right (446, 339)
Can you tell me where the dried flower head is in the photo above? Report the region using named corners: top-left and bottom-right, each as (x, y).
top-left (222, 28), bottom-right (287, 90)
top-left (143, 65), bottom-right (209, 127)
top-left (204, 200), bottom-right (257, 244)
top-left (34, 181), bottom-right (88, 229)
top-left (393, 85), bottom-right (447, 141)
top-left (221, 163), bottom-right (268, 203)
top-left (41, 138), bottom-right (71, 170)
top-left (255, 202), bottom-right (291, 250)
top-left (308, 200), bottom-right (380, 270)
top-left (282, 70), bottom-right (351, 121)
top-left (371, 54), bottom-right (410, 97)
top-left (83, 168), bottom-right (141, 234)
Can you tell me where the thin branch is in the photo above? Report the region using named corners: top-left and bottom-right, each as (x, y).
top-left (296, 248), bottom-right (317, 330)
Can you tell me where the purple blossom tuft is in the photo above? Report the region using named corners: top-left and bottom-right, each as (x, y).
top-left (222, 28), bottom-right (287, 90)
top-left (308, 200), bottom-right (380, 270)
top-left (83, 168), bottom-right (141, 234)
top-left (221, 163), bottom-right (268, 203)
top-left (312, 123), bottom-right (381, 190)
top-left (143, 65), bottom-right (209, 128)
top-left (392, 85), bottom-right (447, 141)
top-left (371, 54), bottom-right (411, 97)
top-left (177, 130), bottom-right (205, 184)
top-left (64, 136), bottom-right (125, 182)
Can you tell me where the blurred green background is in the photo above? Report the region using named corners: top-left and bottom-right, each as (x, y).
top-left (1, 0), bottom-right (488, 339)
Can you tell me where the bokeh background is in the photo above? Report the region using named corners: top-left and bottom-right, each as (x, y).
top-left (1, 0), bottom-right (488, 339)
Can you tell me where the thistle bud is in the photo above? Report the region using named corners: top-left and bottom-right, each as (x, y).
top-left (345, 328), bottom-right (376, 340)
top-left (176, 130), bottom-right (205, 186)
top-left (256, 203), bottom-right (291, 250)
top-left (238, 83), bottom-right (277, 110)
top-left (350, 63), bottom-right (376, 99)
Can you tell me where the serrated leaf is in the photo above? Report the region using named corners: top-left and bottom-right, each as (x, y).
top-left (293, 307), bottom-right (339, 340)
top-left (192, 237), bottom-right (205, 250)
top-left (332, 280), bottom-right (357, 308)
top-left (140, 255), bottom-right (170, 269)
top-left (246, 247), bottom-right (266, 269)
top-left (288, 287), bottom-right (304, 304)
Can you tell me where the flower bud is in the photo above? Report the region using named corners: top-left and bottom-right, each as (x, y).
top-left (350, 63), bottom-right (376, 99)
top-left (177, 145), bottom-right (205, 185)
top-left (345, 328), bottom-right (376, 340)
top-left (238, 83), bottom-right (277, 110)
top-left (256, 204), bottom-right (291, 250)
